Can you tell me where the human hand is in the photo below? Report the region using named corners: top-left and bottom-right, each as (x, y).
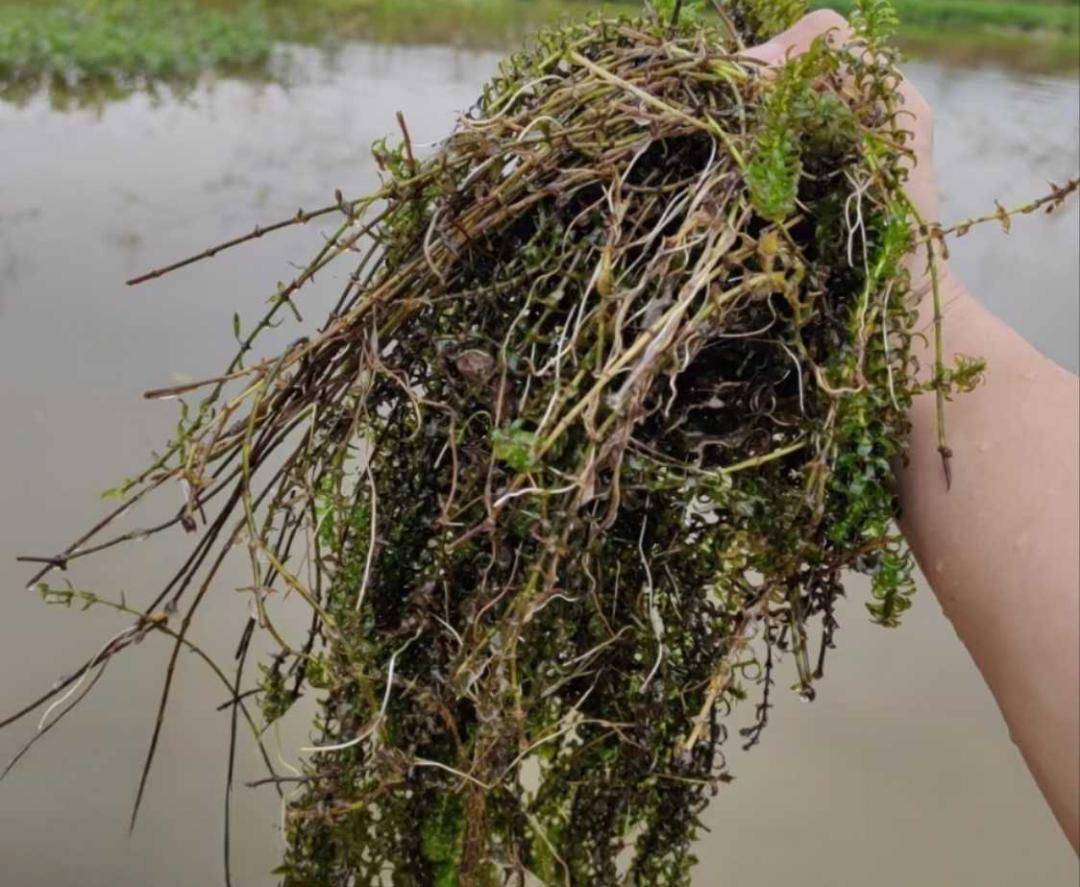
top-left (745, 16), bottom-right (1080, 850)
top-left (742, 10), bottom-right (950, 302)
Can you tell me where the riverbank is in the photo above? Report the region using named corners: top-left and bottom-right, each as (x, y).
top-left (821, 0), bottom-right (1078, 71)
top-left (0, 0), bottom-right (1076, 104)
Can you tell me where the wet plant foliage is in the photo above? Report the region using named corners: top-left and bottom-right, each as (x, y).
top-left (7, 0), bottom-right (1079, 884)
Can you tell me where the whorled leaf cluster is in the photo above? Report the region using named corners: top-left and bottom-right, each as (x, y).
top-left (9, 1), bottom-right (1020, 885)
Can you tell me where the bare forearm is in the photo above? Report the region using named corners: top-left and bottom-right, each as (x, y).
top-left (898, 275), bottom-right (1080, 849)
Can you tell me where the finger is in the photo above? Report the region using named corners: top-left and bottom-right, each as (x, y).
top-left (742, 9), bottom-right (854, 66)
top-left (739, 10), bottom-right (938, 219)
top-left (896, 79), bottom-right (934, 156)
top-left (741, 11), bottom-right (933, 160)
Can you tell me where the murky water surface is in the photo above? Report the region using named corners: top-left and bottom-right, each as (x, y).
top-left (1, 43), bottom-right (1077, 886)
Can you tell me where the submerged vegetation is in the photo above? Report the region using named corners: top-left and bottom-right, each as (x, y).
top-left (4, 0), bottom-right (1078, 884)
top-left (0, 0), bottom-right (1076, 105)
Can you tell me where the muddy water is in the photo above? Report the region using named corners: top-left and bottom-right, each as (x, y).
top-left (0, 44), bottom-right (1077, 886)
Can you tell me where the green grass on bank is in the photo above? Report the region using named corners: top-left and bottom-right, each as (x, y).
top-left (0, 0), bottom-right (1077, 104)
top-left (815, 0), bottom-right (1079, 70)
top-left (263, 0), bottom-right (608, 47)
top-left (817, 0), bottom-right (1079, 37)
top-left (0, 1), bottom-right (272, 88)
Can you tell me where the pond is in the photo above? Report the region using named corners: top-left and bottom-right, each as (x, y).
top-left (0, 39), bottom-right (1077, 886)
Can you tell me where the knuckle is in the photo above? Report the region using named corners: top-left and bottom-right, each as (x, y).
top-left (805, 8), bottom-right (850, 31)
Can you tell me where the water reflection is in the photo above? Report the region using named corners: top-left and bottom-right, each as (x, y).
top-left (0, 43), bottom-right (1076, 886)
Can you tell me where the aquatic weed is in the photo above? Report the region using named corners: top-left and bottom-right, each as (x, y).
top-left (7, 1), bottom-right (1078, 884)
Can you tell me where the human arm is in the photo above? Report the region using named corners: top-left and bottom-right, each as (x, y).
top-left (748, 9), bottom-right (1080, 850)
top-left (900, 272), bottom-right (1080, 851)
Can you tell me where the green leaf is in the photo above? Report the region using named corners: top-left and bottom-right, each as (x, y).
top-left (747, 130), bottom-right (801, 222)
top-left (491, 422), bottom-right (539, 473)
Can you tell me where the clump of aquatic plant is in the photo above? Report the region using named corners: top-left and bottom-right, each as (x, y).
top-left (6, 1), bottom-right (1078, 884)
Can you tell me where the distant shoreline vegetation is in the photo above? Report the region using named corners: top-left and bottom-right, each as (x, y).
top-left (0, 0), bottom-right (1077, 104)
